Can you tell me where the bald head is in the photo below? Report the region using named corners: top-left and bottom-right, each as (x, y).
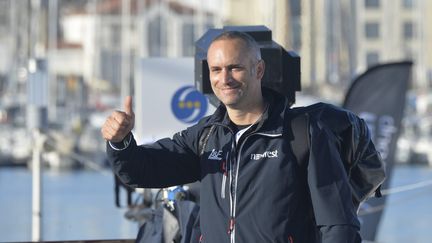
top-left (208, 31), bottom-right (262, 62)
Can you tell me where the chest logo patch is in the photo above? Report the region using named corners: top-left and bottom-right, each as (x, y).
top-left (208, 149), bottom-right (223, 160)
top-left (250, 150), bottom-right (278, 160)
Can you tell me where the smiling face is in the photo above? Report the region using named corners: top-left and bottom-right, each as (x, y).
top-left (207, 38), bottom-right (265, 110)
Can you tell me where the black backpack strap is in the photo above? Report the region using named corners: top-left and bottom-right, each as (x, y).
top-left (199, 125), bottom-right (216, 156)
top-left (290, 112), bottom-right (310, 167)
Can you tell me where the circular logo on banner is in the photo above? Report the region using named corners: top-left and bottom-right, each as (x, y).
top-left (171, 86), bottom-right (208, 124)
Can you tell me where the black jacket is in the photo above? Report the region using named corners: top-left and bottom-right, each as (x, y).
top-left (108, 89), bottom-right (384, 243)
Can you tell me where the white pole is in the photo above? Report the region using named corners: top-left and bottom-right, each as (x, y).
top-left (9, 0), bottom-right (17, 93)
top-left (31, 128), bottom-right (44, 241)
top-left (121, 0), bottom-right (131, 101)
top-left (29, 0), bottom-right (46, 240)
top-left (48, 0), bottom-right (58, 122)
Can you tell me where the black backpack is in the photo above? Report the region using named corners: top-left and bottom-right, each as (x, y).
top-left (290, 103), bottom-right (384, 204)
top-left (199, 103), bottom-right (385, 206)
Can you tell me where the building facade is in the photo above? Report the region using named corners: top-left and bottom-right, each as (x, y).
top-left (223, 0), bottom-right (432, 99)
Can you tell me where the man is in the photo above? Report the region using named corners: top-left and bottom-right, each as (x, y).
top-left (102, 31), bottom-right (383, 242)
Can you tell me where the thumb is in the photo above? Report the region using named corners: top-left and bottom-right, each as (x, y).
top-left (124, 96), bottom-right (134, 116)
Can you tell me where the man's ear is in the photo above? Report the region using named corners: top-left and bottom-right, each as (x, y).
top-left (256, 59), bottom-right (265, 80)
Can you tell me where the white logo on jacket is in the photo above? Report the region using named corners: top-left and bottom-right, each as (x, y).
top-left (250, 150), bottom-right (278, 160)
top-left (208, 149), bottom-right (223, 160)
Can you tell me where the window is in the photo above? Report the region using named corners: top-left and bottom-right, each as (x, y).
top-left (110, 25), bottom-right (121, 48)
top-left (365, 0), bottom-right (380, 8)
top-left (403, 0), bottom-right (414, 9)
top-left (365, 22), bottom-right (380, 38)
top-left (403, 22), bottom-right (415, 39)
top-left (428, 69), bottom-right (432, 84)
top-left (366, 52), bottom-right (379, 67)
top-left (0, 1), bottom-right (9, 26)
top-left (182, 23), bottom-right (195, 56)
top-left (292, 17), bottom-right (302, 51)
top-left (148, 16), bottom-right (167, 57)
top-left (100, 50), bottom-right (121, 85)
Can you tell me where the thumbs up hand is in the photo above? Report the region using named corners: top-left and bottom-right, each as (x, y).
top-left (101, 96), bottom-right (135, 142)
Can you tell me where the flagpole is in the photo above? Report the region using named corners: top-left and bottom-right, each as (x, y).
top-left (32, 128), bottom-right (44, 242)
top-left (121, 0), bottom-right (131, 102)
top-left (29, 0), bottom-right (43, 241)
top-left (48, 0), bottom-right (58, 122)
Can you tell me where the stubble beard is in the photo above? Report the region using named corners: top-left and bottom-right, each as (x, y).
top-left (219, 89), bottom-right (246, 108)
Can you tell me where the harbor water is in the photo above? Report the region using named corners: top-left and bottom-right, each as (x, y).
top-left (1, 165), bottom-right (432, 243)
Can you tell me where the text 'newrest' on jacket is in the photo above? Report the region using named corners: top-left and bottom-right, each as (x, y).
top-left (107, 88), bottom-right (385, 243)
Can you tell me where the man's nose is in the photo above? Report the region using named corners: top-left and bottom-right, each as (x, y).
top-left (220, 69), bottom-right (233, 84)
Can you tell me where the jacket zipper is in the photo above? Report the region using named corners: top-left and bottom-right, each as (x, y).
top-left (228, 138), bottom-right (236, 243)
top-left (229, 132), bottom-right (282, 243)
top-left (210, 123), bottom-right (236, 237)
top-left (221, 152), bottom-right (229, 199)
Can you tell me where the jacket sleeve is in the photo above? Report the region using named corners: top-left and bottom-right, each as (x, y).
top-left (307, 119), bottom-right (361, 242)
top-left (107, 124), bottom-right (202, 188)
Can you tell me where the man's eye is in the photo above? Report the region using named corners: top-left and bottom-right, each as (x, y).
top-left (231, 67), bottom-right (243, 71)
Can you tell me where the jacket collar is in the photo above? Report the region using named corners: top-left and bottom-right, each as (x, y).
top-left (208, 88), bottom-right (289, 135)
